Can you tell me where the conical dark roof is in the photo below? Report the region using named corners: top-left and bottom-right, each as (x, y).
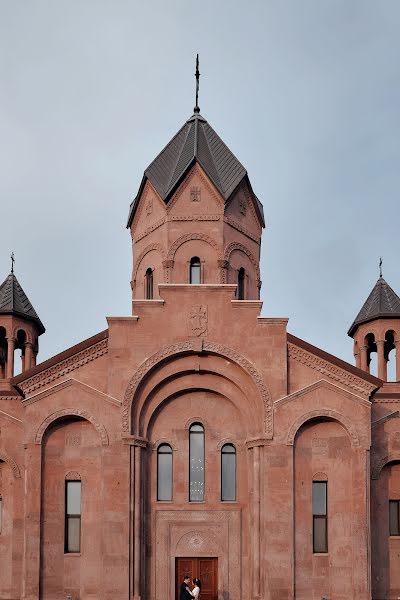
top-left (0, 273), bottom-right (45, 334)
top-left (127, 110), bottom-right (264, 226)
top-left (348, 276), bottom-right (400, 336)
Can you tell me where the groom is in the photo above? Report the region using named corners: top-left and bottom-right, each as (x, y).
top-left (180, 575), bottom-right (194, 599)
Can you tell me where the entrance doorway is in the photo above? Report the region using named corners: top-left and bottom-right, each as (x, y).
top-left (176, 557), bottom-right (218, 600)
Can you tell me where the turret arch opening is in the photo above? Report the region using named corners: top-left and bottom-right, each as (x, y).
top-left (365, 332), bottom-right (378, 376)
top-left (14, 329), bottom-right (27, 376)
top-left (0, 327), bottom-right (7, 379)
top-left (385, 329), bottom-right (397, 381)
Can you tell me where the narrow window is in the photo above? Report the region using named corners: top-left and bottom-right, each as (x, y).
top-left (65, 480), bottom-right (81, 553)
top-left (189, 423), bottom-right (204, 501)
top-left (0, 495), bottom-right (2, 534)
top-left (313, 481), bottom-right (328, 553)
top-left (389, 500), bottom-right (400, 536)
top-left (190, 257), bottom-right (201, 284)
top-left (145, 268), bottom-right (153, 299)
top-left (157, 444), bottom-right (173, 501)
top-left (221, 443), bottom-right (236, 501)
top-left (237, 268), bottom-right (245, 300)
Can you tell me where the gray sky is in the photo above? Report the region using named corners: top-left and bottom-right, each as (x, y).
top-left (1, 0), bottom-right (400, 370)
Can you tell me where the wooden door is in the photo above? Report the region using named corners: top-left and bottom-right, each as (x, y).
top-left (176, 557), bottom-right (218, 600)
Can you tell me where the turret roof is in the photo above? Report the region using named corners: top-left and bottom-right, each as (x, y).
top-left (127, 110), bottom-right (264, 227)
top-left (0, 273), bottom-right (45, 334)
top-left (348, 276), bottom-right (400, 336)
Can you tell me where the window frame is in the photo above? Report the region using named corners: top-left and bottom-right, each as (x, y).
top-left (145, 267), bottom-right (154, 299)
top-left (157, 443), bottom-right (173, 501)
top-left (237, 267), bottom-right (245, 300)
top-left (189, 422), bottom-right (205, 502)
top-left (312, 480), bottom-right (328, 553)
top-left (189, 257), bottom-right (202, 284)
top-left (221, 443), bottom-right (236, 502)
top-left (64, 480), bottom-right (82, 554)
top-left (389, 499), bottom-right (400, 536)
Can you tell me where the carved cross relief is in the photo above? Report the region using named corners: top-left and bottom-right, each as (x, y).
top-left (189, 305), bottom-right (208, 337)
top-left (190, 186), bottom-right (201, 202)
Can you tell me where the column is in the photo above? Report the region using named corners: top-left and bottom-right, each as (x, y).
top-left (360, 345), bottom-right (368, 372)
top-left (351, 446), bottom-right (371, 600)
top-left (376, 340), bottom-right (386, 381)
top-left (354, 347), bottom-right (361, 369)
top-left (6, 337), bottom-right (15, 378)
top-left (133, 444), bottom-right (142, 600)
top-left (395, 341), bottom-right (400, 382)
top-left (22, 443), bottom-right (42, 600)
top-left (248, 444), bottom-right (261, 600)
top-left (25, 342), bottom-right (33, 371)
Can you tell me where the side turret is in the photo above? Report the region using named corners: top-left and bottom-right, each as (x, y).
top-left (0, 269), bottom-right (45, 380)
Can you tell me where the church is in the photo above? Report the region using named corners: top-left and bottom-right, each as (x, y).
top-left (0, 74), bottom-right (400, 600)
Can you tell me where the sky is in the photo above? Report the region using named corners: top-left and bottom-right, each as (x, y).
top-left (1, 0), bottom-right (400, 368)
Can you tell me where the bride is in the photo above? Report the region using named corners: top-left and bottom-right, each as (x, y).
top-left (192, 578), bottom-right (201, 599)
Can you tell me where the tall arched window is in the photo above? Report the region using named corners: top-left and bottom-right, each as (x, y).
top-left (157, 444), bottom-right (173, 501)
top-left (145, 268), bottom-right (153, 299)
top-left (189, 423), bottom-right (204, 501)
top-left (221, 443), bottom-right (236, 501)
top-left (237, 267), bottom-right (245, 300)
top-left (190, 257), bottom-right (201, 284)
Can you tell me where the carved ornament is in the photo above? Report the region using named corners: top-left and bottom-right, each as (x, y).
top-left (65, 471), bottom-right (81, 480)
top-left (35, 408), bottom-right (109, 446)
top-left (313, 471), bottom-right (328, 481)
top-left (170, 215), bottom-right (220, 222)
top-left (18, 339), bottom-right (108, 396)
top-left (189, 305), bottom-right (208, 337)
top-left (288, 343), bottom-right (377, 397)
top-left (167, 163), bottom-right (224, 212)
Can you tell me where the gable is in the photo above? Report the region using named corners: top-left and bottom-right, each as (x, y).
top-left (131, 180), bottom-right (167, 239)
top-left (166, 163), bottom-right (224, 217)
top-left (225, 181), bottom-right (262, 239)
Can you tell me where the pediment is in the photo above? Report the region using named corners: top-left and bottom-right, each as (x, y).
top-left (131, 180), bottom-right (166, 237)
top-left (167, 163), bottom-right (224, 216)
top-left (225, 181), bottom-right (262, 236)
top-left (23, 377), bottom-right (121, 407)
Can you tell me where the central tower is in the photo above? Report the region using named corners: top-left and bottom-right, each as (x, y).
top-left (127, 103), bottom-right (264, 302)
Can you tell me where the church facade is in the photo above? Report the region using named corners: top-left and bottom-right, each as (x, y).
top-left (0, 100), bottom-right (400, 600)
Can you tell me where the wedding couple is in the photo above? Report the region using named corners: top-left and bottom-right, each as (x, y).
top-left (180, 575), bottom-right (201, 599)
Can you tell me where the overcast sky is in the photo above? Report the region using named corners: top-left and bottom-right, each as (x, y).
top-left (1, 1), bottom-right (399, 369)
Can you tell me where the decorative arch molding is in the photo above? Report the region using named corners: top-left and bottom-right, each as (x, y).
top-left (0, 450), bottom-right (21, 479)
top-left (372, 454), bottom-right (400, 480)
top-left (175, 529), bottom-right (221, 555)
top-left (133, 243), bottom-right (166, 282)
top-left (152, 438), bottom-right (178, 452)
top-left (13, 326), bottom-right (33, 344)
top-left (217, 438), bottom-right (239, 451)
top-left (166, 233), bottom-right (223, 262)
top-left (123, 340), bottom-right (272, 437)
top-left (286, 408), bottom-right (360, 447)
top-left (185, 416), bottom-right (209, 430)
top-left (34, 408), bottom-right (109, 446)
top-left (223, 242), bottom-right (260, 282)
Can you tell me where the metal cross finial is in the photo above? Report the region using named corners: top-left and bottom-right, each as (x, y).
top-left (194, 54), bottom-right (200, 113)
top-left (379, 256), bottom-right (383, 278)
top-left (10, 252), bottom-right (15, 274)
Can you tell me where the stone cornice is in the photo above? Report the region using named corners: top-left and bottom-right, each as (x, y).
top-left (17, 339), bottom-right (108, 396)
top-left (275, 379), bottom-right (371, 409)
top-left (288, 342), bottom-right (378, 397)
top-left (372, 411), bottom-right (399, 428)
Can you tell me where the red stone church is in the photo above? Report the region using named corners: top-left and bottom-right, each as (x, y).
top-left (0, 96), bottom-right (400, 600)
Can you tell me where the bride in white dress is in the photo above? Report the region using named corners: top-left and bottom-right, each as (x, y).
top-left (192, 578), bottom-right (201, 599)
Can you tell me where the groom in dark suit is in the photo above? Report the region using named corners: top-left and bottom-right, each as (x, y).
top-left (180, 576), bottom-right (194, 599)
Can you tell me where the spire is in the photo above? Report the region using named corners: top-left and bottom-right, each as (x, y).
top-left (11, 252), bottom-right (15, 274)
top-left (0, 272), bottom-right (45, 334)
top-left (194, 54), bottom-right (200, 114)
top-left (379, 256), bottom-right (383, 278)
top-left (348, 276), bottom-right (400, 337)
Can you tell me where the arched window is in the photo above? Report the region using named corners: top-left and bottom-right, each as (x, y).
top-left (237, 268), bottom-right (245, 300)
top-left (145, 268), bottom-right (153, 299)
top-left (189, 423), bottom-right (204, 501)
top-left (157, 444), bottom-right (173, 501)
top-left (190, 257), bottom-right (201, 284)
top-left (221, 443), bottom-right (236, 501)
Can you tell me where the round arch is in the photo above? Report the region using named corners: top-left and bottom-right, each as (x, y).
top-left (372, 453), bottom-right (400, 480)
top-left (122, 340), bottom-right (272, 437)
top-left (133, 243), bottom-right (166, 283)
top-left (0, 450), bottom-right (21, 479)
top-left (223, 242), bottom-right (260, 281)
top-left (34, 408), bottom-right (109, 445)
top-left (166, 233), bottom-right (223, 262)
top-left (286, 408), bottom-right (360, 447)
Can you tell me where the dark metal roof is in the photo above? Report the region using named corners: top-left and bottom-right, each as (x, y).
top-left (127, 111), bottom-right (264, 227)
top-left (0, 273), bottom-right (45, 334)
top-left (348, 276), bottom-right (400, 336)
